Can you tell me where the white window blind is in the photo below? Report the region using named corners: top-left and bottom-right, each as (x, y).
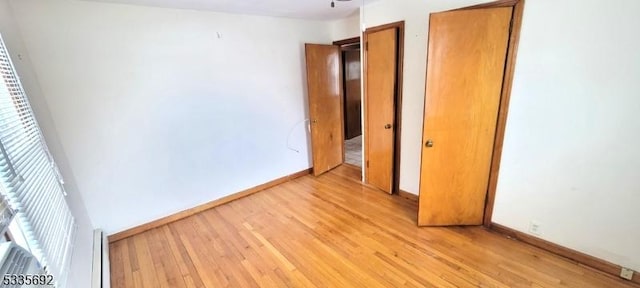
top-left (0, 34), bottom-right (75, 286)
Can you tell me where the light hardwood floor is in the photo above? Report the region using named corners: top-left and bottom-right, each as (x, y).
top-left (110, 165), bottom-right (636, 288)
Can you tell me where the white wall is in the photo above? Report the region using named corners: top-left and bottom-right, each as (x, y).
top-left (330, 12), bottom-right (361, 41)
top-left (0, 1), bottom-right (94, 287)
top-left (493, 0), bottom-right (640, 271)
top-left (9, 0), bottom-right (332, 234)
top-left (361, 0), bottom-right (489, 194)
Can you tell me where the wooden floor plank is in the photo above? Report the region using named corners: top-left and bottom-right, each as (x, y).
top-left (110, 165), bottom-right (638, 288)
top-left (108, 241), bottom-right (125, 288)
top-left (132, 236), bottom-right (160, 288)
top-left (166, 224), bottom-right (205, 288)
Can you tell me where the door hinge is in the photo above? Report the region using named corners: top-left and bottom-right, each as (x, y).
top-left (366, 160), bottom-right (369, 168)
top-left (365, 41), bottom-right (368, 51)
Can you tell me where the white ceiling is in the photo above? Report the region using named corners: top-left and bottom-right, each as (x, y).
top-left (81, 0), bottom-right (375, 20)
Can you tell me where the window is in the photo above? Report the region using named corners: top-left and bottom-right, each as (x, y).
top-left (0, 34), bottom-right (76, 286)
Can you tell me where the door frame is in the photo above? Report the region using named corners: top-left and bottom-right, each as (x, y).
top-left (445, 0), bottom-right (525, 227)
top-left (333, 37), bottom-right (360, 47)
top-left (333, 37), bottom-right (363, 173)
top-left (362, 21), bottom-right (405, 194)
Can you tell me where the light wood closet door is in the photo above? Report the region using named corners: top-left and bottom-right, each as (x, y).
top-left (418, 7), bottom-right (513, 226)
top-left (365, 28), bottom-right (397, 194)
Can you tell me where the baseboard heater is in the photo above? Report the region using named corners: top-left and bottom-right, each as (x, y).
top-left (92, 229), bottom-right (110, 288)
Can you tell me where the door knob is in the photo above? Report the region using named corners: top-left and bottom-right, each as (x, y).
top-left (425, 139), bottom-right (434, 148)
top-left (384, 124), bottom-right (392, 129)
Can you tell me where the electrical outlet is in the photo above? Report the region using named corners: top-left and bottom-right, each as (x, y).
top-left (529, 221), bottom-right (541, 236)
top-left (620, 267), bottom-right (634, 281)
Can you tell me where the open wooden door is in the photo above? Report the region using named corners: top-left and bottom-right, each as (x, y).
top-left (365, 28), bottom-right (397, 194)
top-left (305, 44), bottom-right (344, 176)
top-left (418, 7), bottom-right (513, 226)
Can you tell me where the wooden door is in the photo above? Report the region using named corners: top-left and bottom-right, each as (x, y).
top-left (343, 49), bottom-right (362, 140)
top-left (418, 7), bottom-right (513, 226)
top-left (305, 44), bottom-right (344, 176)
top-left (365, 28), bottom-right (397, 194)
